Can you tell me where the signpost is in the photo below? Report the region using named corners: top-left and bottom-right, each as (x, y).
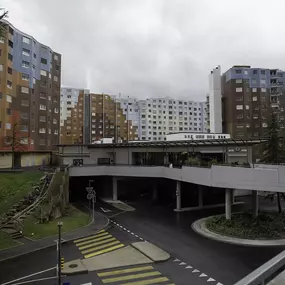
top-left (86, 186), bottom-right (96, 223)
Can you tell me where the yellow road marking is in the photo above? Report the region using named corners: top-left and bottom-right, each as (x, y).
top-left (82, 241), bottom-right (120, 254)
top-left (84, 244), bottom-right (124, 259)
top-left (102, 271), bottom-right (161, 283)
top-left (98, 266), bottom-right (154, 277)
top-left (121, 277), bottom-right (169, 285)
top-left (78, 237), bottom-right (116, 250)
top-left (76, 234), bottom-right (113, 247)
top-left (74, 231), bottom-right (108, 243)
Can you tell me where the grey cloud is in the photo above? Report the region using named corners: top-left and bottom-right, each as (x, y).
top-left (5, 0), bottom-right (285, 101)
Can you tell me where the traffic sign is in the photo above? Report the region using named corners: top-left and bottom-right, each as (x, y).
top-left (87, 194), bottom-right (94, 200)
top-left (86, 186), bottom-right (93, 193)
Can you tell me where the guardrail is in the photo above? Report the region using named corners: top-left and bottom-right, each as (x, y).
top-left (234, 250), bottom-right (285, 285)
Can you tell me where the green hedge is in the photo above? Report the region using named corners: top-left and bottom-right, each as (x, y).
top-left (206, 211), bottom-right (285, 239)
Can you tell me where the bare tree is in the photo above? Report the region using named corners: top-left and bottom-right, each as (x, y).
top-left (0, 8), bottom-right (8, 39)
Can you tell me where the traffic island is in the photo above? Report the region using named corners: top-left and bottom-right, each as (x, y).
top-left (192, 211), bottom-right (285, 246)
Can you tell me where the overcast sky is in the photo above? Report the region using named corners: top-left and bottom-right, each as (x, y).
top-left (3, 0), bottom-right (285, 101)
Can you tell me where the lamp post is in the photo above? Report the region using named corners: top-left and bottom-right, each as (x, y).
top-left (57, 222), bottom-right (63, 285)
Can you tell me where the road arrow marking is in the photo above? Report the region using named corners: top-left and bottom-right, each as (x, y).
top-left (179, 262), bottom-right (186, 266)
top-left (173, 258), bottom-right (180, 262)
top-left (185, 265), bottom-right (193, 269)
top-left (192, 269), bottom-right (200, 273)
top-left (135, 235), bottom-right (138, 237)
top-left (100, 207), bottom-right (111, 213)
top-left (199, 273), bottom-right (207, 278)
top-left (207, 277), bottom-right (216, 282)
top-left (216, 283), bottom-right (223, 285)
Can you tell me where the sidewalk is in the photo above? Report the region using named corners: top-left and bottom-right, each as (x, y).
top-left (0, 211), bottom-right (109, 262)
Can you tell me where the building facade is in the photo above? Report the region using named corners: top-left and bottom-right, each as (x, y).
top-left (221, 65), bottom-right (285, 139)
top-left (0, 20), bottom-right (61, 150)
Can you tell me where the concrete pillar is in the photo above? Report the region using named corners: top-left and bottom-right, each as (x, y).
top-left (176, 181), bottom-right (181, 211)
top-left (252, 190), bottom-right (258, 218)
top-left (112, 177), bottom-right (118, 201)
top-left (232, 189), bottom-right (235, 204)
top-left (198, 185), bottom-right (203, 207)
top-left (152, 186), bottom-right (158, 201)
top-left (225, 188), bottom-right (232, 220)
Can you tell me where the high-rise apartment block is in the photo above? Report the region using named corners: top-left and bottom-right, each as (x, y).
top-left (221, 66), bottom-right (285, 139)
top-left (60, 88), bottom-right (137, 144)
top-left (60, 88), bottom-right (208, 143)
top-left (0, 21), bottom-right (61, 150)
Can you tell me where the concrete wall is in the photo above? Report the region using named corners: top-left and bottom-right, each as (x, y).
top-left (69, 164), bottom-right (285, 193)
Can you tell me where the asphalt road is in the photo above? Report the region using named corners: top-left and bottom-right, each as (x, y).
top-left (110, 200), bottom-right (284, 285)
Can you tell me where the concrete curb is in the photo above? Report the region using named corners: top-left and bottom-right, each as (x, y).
top-left (0, 211), bottom-right (110, 262)
top-left (192, 216), bottom-right (285, 247)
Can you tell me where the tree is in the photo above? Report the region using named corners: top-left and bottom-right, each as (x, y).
top-left (0, 8), bottom-right (8, 39)
top-left (262, 112), bottom-right (285, 213)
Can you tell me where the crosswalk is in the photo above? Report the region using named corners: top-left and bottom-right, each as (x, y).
top-left (74, 230), bottom-right (125, 259)
top-left (96, 265), bottom-right (175, 285)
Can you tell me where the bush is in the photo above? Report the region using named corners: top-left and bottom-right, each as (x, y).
top-left (206, 211), bottom-right (285, 239)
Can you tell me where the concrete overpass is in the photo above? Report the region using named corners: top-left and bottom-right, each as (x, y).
top-left (58, 139), bottom-right (284, 219)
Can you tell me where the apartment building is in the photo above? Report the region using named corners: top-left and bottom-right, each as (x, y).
top-left (60, 89), bottom-right (137, 144)
top-left (137, 98), bottom-right (207, 141)
top-left (221, 66), bottom-right (285, 139)
top-left (0, 20), bottom-right (61, 150)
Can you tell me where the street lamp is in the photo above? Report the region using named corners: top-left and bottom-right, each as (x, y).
top-left (57, 222), bottom-right (63, 285)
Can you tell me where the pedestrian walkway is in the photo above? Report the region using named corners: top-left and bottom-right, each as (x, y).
top-left (96, 264), bottom-right (175, 285)
top-left (74, 229), bottom-right (125, 259)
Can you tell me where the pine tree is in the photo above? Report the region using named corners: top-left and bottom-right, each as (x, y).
top-left (0, 8), bottom-right (8, 39)
top-left (262, 112), bottom-right (285, 213)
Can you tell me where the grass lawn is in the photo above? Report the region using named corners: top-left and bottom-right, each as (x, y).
top-left (23, 206), bottom-right (91, 240)
top-left (206, 211), bottom-right (285, 239)
top-left (0, 172), bottom-right (44, 216)
top-left (0, 230), bottom-right (21, 250)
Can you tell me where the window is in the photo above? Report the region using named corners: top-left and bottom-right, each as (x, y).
top-left (261, 70), bottom-right (266, 75)
top-left (6, 95), bottom-right (12, 103)
top-left (246, 105), bottom-right (249, 110)
top-left (40, 70), bottom-right (47, 76)
top-left (39, 128), bottom-right (46, 134)
top-left (54, 54), bottom-right (58, 60)
top-left (23, 37), bottom-right (31, 44)
top-left (21, 87), bottom-right (29, 94)
top-left (236, 87), bottom-right (243, 92)
top-left (6, 108), bottom-right (12, 115)
top-left (39, 138), bottom-right (45, 145)
top-left (41, 58), bottom-right (47, 64)
top-left (20, 138), bottom-right (29, 145)
top-left (20, 124), bottom-right (28, 132)
top-left (0, 37), bottom-right (4, 43)
top-left (39, 104), bottom-right (46, 110)
top-left (53, 118), bottom-right (57, 124)
top-left (0, 64), bottom-right (3, 71)
top-left (40, 92), bottom-right (46, 99)
top-left (22, 73), bottom-right (30, 81)
top-left (261, 88), bottom-right (266, 92)
top-left (7, 80), bottom-right (12, 89)
top-left (54, 76), bottom-right (58, 82)
top-left (252, 96), bottom-right (257, 101)
top-left (8, 40), bottom-right (13, 48)
top-left (252, 88), bottom-right (257, 92)
top-left (262, 123), bottom-right (267, 128)
top-left (22, 48), bottom-right (30, 56)
top-left (244, 70), bottom-right (248, 75)
top-left (236, 105), bottom-right (243, 110)
top-left (8, 53), bottom-right (13, 61)
top-left (21, 112), bottom-right (28, 119)
top-left (7, 67), bottom-right (12, 75)
top-left (33, 53), bottom-right (36, 59)
top-left (260, 79), bottom-right (266, 84)
top-left (6, 123), bottom-right (11, 130)
top-left (236, 79), bottom-right (242, 84)
top-left (54, 108), bottom-right (59, 113)
top-left (21, 100), bottom-right (29, 106)
top-left (236, 69), bottom-right (242, 74)
top-left (22, 61), bottom-right (29, 68)
top-left (253, 70), bottom-right (258, 75)
top-left (236, 96), bottom-right (243, 101)
top-left (40, 116), bottom-right (46, 122)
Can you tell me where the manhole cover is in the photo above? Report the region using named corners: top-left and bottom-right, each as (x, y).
top-left (69, 264), bottom-right (78, 268)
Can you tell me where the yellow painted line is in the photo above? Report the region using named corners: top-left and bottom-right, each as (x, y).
top-left (102, 271), bottom-right (161, 283)
top-left (78, 237), bottom-right (116, 250)
top-left (98, 265), bottom-right (154, 277)
top-left (76, 234), bottom-right (113, 247)
top-left (84, 244), bottom-right (124, 259)
top-left (82, 240), bottom-right (120, 254)
top-left (74, 231), bottom-right (108, 243)
top-left (121, 277), bottom-right (169, 285)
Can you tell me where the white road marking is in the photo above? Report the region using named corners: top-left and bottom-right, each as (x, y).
top-left (216, 283), bottom-right (224, 285)
top-left (0, 267), bottom-right (56, 285)
top-left (173, 258), bottom-right (180, 262)
top-left (139, 237), bottom-right (144, 240)
top-left (207, 277), bottom-right (216, 282)
top-left (123, 228), bottom-right (126, 230)
top-left (185, 265), bottom-right (193, 269)
top-left (192, 269), bottom-right (200, 273)
top-left (135, 234), bottom-right (139, 237)
top-left (9, 276), bottom-right (56, 285)
top-left (179, 262), bottom-right (186, 266)
top-left (199, 273), bottom-right (207, 278)
top-left (127, 230), bottom-right (130, 233)
top-left (81, 283), bottom-right (92, 285)
top-left (131, 232), bottom-right (134, 235)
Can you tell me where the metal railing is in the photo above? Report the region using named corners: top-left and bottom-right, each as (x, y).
top-left (234, 250), bottom-right (285, 285)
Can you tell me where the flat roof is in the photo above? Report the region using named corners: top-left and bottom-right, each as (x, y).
top-left (56, 138), bottom-right (267, 148)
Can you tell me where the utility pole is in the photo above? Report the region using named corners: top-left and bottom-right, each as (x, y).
top-left (102, 93), bottom-right (105, 139)
top-left (57, 222), bottom-right (63, 285)
top-left (127, 96), bottom-right (130, 143)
